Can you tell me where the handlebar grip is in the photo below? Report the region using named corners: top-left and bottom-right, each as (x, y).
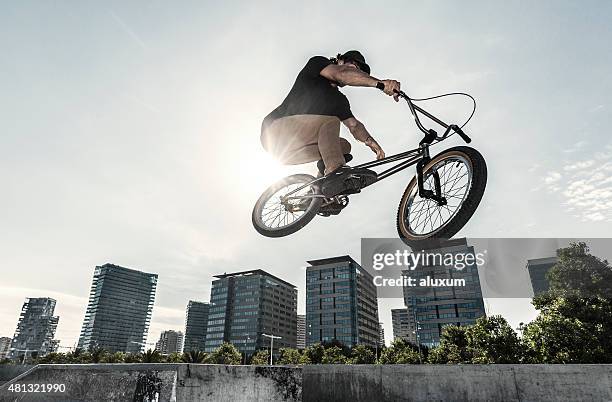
top-left (452, 125), bottom-right (472, 143)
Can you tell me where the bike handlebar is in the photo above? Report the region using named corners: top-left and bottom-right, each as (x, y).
top-left (376, 82), bottom-right (471, 144)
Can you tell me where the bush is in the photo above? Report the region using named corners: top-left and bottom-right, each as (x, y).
top-left (250, 350), bottom-right (270, 365)
top-left (278, 348), bottom-right (302, 365)
top-left (208, 343), bottom-right (241, 365)
top-left (321, 346), bottom-right (348, 364)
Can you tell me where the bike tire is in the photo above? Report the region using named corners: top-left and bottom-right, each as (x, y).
top-left (252, 174), bottom-right (323, 238)
top-left (396, 146), bottom-right (487, 248)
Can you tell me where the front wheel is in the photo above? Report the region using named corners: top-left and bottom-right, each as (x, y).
top-left (252, 174), bottom-right (323, 238)
top-left (396, 146), bottom-right (487, 246)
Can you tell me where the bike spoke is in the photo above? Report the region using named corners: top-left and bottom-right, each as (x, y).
top-left (259, 181), bottom-right (313, 229)
top-left (406, 157), bottom-right (472, 236)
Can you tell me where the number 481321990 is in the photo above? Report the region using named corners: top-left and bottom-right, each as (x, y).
top-left (8, 383), bottom-right (66, 393)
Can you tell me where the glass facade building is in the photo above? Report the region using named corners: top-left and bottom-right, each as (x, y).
top-left (78, 263), bottom-right (158, 353)
top-left (155, 330), bottom-right (184, 355)
top-left (401, 238), bottom-right (486, 347)
top-left (0, 337), bottom-right (12, 360)
top-left (306, 256), bottom-right (380, 347)
top-left (203, 270), bottom-right (297, 355)
top-left (183, 300), bottom-right (210, 353)
top-left (391, 308), bottom-right (415, 343)
top-left (297, 314), bottom-right (306, 350)
top-left (527, 256), bottom-right (558, 296)
top-left (9, 297), bottom-right (59, 361)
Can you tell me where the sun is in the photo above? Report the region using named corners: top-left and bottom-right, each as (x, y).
top-left (237, 150), bottom-right (301, 197)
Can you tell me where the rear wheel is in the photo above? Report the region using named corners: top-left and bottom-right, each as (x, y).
top-left (396, 146), bottom-right (487, 247)
top-left (252, 174), bottom-right (323, 238)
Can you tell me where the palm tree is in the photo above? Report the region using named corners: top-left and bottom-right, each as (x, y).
top-left (181, 350), bottom-right (208, 363)
top-left (103, 352), bottom-right (126, 363)
top-left (141, 349), bottom-right (163, 363)
top-left (165, 352), bottom-right (183, 363)
top-left (89, 346), bottom-right (107, 363)
top-left (68, 348), bottom-right (90, 364)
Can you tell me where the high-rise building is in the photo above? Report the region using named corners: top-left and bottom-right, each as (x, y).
top-left (391, 308), bottom-right (416, 343)
top-left (401, 238), bottom-right (486, 347)
top-left (527, 257), bottom-right (558, 296)
top-left (183, 301), bottom-right (210, 353)
top-left (0, 337), bottom-right (13, 360)
top-left (203, 270), bottom-right (297, 355)
top-left (155, 330), bottom-right (184, 355)
top-left (306, 256), bottom-right (380, 347)
top-left (297, 314), bottom-right (306, 350)
top-left (9, 298), bottom-right (59, 361)
top-left (78, 263), bottom-right (158, 353)
top-left (378, 322), bottom-right (385, 347)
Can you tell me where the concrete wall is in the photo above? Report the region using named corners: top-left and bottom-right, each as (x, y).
top-left (0, 364), bottom-right (34, 385)
top-left (1, 364), bottom-right (611, 402)
top-left (303, 364), bottom-right (612, 402)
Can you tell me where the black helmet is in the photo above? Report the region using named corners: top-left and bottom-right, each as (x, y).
top-left (339, 50), bottom-right (370, 75)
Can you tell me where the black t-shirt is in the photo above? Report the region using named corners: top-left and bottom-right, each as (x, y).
top-left (263, 56), bottom-right (353, 130)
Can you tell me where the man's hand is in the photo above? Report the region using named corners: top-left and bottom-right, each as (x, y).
top-left (380, 79), bottom-right (401, 102)
top-left (365, 136), bottom-right (385, 160)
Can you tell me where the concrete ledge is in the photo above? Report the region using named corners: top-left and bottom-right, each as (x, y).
top-left (1, 364), bottom-right (611, 401)
top-left (0, 364), bottom-right (35, 385)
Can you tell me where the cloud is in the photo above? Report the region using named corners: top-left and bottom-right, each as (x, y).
top-left (563, 160), bottom-right (595, 171)
top-left (547, 157), bottom-right (612, 222)
top-left (544, 171), bottom-right (562, 184)
top-left (563, 140), bottom-right (588, 154)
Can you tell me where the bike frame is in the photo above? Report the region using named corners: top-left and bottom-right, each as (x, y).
top-left (282, 91), bottom-right (472, 204)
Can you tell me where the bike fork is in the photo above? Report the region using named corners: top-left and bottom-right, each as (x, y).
top-left (416, 144), bottom-right (447, 206)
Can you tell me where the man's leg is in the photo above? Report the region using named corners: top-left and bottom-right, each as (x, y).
top-left (316, 118), bottom-right (351, 175)
top-left (262, 115), bottom-right (349, 169)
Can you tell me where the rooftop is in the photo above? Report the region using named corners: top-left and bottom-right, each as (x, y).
top-left (214, 269), bottom-right (296, 288)
top-left (527, 256), bottom-right (558, 266)
top-left (97, 263), bottom-right (158, 278)
top-left (306, 255), bottom-right (359, 267)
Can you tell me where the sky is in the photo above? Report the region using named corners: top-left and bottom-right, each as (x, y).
top-left (1, 1), bottom-right (611, 349)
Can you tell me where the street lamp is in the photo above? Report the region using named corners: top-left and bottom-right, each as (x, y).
top-left (262, 333), bottom-right (281, 365)
top-left (413, 322), bottom-right (423, 364)
top-left (242, 335), bottom-right (251, 364)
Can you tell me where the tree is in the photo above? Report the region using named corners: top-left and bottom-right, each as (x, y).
top-left (378, 338), bottom-right (420, 364)
top-left (466, 315), bottom-right (524, 363)
top-left (67, 348), bottom-right (89, 364)
top-left (181, 350), bottom-right (208, 363)
top-left (209, 343), bottom-right (241, 365)
top-left (141, 349), bottom-right (163, 363)
top-left (428, 316), bottom-right (523, 364)
top-left (321, 346), bottom-right (348, 364)
top-left (546, 242), bottom-right (612, 298)
top-left (165, 352), bottom-right (183, 363)
top-left (350, 345), bottom-right (376, 364)
top-left (103, 352), bottom-right (126, 363)
top-left (522, 310), bottom-right (602, 363)
top-left (277, 348), bottom-right (302, 365)
top-left (428, 325), bottom-right (470, 364)
top-left (35, 352), bottom-right (69, 364)
top-left (302, 343), bottom-right (324, 364)
top-left (124, 353), bottom-right (142, 363)
top-left (89, 346), bottom-right (107, 363)
top-left (321, 339), bottom-right (351, 356)
top-left (0, 358), bottom-right (13, 365)
top-left (250, 350), bottom-right (270, 365)
top-left (523, 242), bottom-right (612, 363)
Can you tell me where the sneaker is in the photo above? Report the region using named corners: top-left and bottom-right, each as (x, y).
top-left (321, 166), bottom-right (377, 198)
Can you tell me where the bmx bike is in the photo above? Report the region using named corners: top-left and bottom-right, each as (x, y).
top-left (252, 90), bottom-right (487, 246)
